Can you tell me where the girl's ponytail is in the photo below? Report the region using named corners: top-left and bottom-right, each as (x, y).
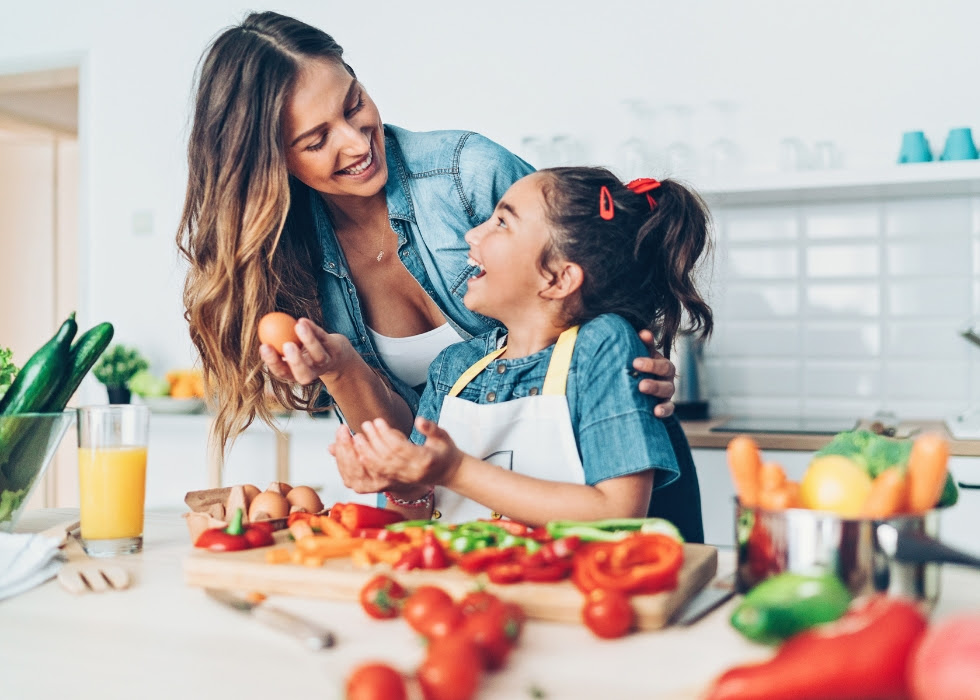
top-left (539, 168), bottom-right (713, 357)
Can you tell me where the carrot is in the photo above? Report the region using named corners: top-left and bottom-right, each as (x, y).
top-left (318, 515), bottom-right (352, 539)
top-left (727, 435), bottom-right (763, 507)
top-left (758, 481), bottom-right (800, 511)
top-left (295, 535), bottom-right (361, 557)
top-left (861, 467), bottom-right (908, 519)
top-left (906, 433), bottom-right (950, 513)
top-left (288, 519), bottom-right (315, 541)
top-left (760, 462), bottom-right (787, 491)
top-left (265, 548), bottom-right (292, 564)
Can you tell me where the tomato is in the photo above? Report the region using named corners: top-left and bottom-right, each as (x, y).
top-left (417, 635), bottom-right (482, 700)
top-left (359, 574), bottom-right (408, 620)
top-left (458, 590), bottom-right (504, 616)
top-left (460, 608), bottom-right (513, 671)
top-left (582, 589), bottom-right (634, 639)
top-left (401, 585), bottom-right (455, 635)
top-left (345, 662), bottom-right (407, 700)
top-left (418, 601), bottom-right (463, 641)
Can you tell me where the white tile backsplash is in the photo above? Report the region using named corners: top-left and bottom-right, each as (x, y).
top-left (804, 203), bottom-right (879, 239)
top-left (885, 197), bottom-right (972, 238)
top-left (803, 322), bottom-right (880, 358)
top-left (806, 245), bottom-right (879, 278)
top-left (706, 193), bottom-right (980, 419)
top-left (888, 279), bottom-right (971, 318)
top-left (806, 284), bottom-right (880, 317)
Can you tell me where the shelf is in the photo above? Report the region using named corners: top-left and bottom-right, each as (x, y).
top-left (694, 160), bottom-right (980, 206)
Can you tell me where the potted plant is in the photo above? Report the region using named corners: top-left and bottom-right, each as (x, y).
top-left (93, 344), bottom-right (148, 404)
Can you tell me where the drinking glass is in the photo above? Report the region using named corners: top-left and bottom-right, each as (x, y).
top-left (76, 405), bottom-right (150, 556)
top-left (615, 98), bottom-right (655, 179)
top-left (703, 101), bottom-right (743, 177)
top-left (662, 104), bottom-right (698, 177)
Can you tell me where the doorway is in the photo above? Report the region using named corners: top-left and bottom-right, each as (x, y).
top-left (0, 66), bottom-right (79, 509)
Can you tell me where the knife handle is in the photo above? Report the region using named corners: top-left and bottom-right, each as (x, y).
top-left (252, 604), bottom-right (335, 650)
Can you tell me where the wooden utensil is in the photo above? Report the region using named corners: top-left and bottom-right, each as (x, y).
top-left (42, 521), bottom-right (132, 594)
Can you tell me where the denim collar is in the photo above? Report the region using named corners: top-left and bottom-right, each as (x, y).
top-left (310, 125), bottom-right (414, 276)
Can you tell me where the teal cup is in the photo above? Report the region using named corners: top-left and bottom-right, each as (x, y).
top-left (940, 127), bottom-right (979, 161)
top-left (897, 131), bottom-right (933, 163)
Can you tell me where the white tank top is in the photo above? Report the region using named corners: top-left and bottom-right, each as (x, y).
top-left (367, 322), bottom-right (465, 389)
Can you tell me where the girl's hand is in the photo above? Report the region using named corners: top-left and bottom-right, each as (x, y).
top-left (352, 417), bottom-right (463, 487)
top-left (634, 329), bottom-right (678, 418)
top-left (259, 317), bottom-right (356, 386)
top-left (330, 424), bottom-right (396, 494)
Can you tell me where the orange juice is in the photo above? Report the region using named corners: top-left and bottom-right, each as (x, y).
top-left (78, 446), bottom-right (147, 540)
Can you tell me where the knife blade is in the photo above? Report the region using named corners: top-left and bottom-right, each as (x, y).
top-left (205, 588), bottom-right (335, 650)
top-left (671, 573), bottom-right (736, 626)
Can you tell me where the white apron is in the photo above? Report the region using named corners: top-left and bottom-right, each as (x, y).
top-left (434, 326), bottom-right (584, 523)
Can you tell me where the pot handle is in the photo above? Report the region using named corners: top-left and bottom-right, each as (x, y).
top-left (877, 523), bottom-right (980, 570)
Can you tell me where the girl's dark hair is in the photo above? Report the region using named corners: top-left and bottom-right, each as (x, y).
top-left (177, 11), bottom-right (353, 451)
top-left (538, 167), bottom-right (713, 357)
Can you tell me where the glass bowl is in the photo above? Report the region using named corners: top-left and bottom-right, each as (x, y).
top-left (0, 410), bottom-right (75, 532)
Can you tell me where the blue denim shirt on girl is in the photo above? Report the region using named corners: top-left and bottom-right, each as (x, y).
top-left (303, 124), bottom-right (534, 413)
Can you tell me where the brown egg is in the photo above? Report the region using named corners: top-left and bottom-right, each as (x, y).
top-left (247, 489), bottom-right (290, 521)
top-left (286, 485), bottom-right (323, 514)
top-left (258, 312), bottom-right (300, 355)
top-left (242, 484), bottom-right (260, 508)
top-left (267, 481), bottom-right (292, 496)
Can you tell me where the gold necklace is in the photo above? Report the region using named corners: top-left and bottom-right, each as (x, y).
top-left (375, 223), bottom-right (387, 262)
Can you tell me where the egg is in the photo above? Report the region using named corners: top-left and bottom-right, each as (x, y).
top-left (247, 489), bottom-right (290, 521)
top-left (242, 483), bottom-right (260, 508)
top-left (286, 485), bottom-right (324, 514)
top-left (258, 312), bottom-right (301, 355)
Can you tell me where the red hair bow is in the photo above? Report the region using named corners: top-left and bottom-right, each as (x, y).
top-left (626, 177), bottom-right (661, 210)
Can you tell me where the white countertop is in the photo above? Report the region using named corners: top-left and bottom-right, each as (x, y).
top-left (2, 509), bottom-right (978, 700)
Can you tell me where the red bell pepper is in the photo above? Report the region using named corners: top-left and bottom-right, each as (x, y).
top-left (393, 547), bottom-right (424, 572)
top-left (572, 533), bottom-right (682, 595)
top-left (705, 595), bottom-right (928, 700)
top-left (332, 502), bottom-right (406, 530)
top-left (477, 518), bottom-right (530, 537)
top-left (195, 508), bottom-right (274, 552)
top-left (350, 527), bottom-right (411, 543)
top-left (420, 531), bottom-right (450, 570)
top-left (457, 547), bottom-right (519, 574)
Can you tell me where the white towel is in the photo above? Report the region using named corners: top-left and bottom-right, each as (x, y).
top-left (0, 532), bottom-right (63, 600)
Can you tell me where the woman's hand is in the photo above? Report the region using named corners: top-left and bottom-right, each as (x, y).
top-left (635, 329), bottom-right (678, 418)
top-left (259, 317), bottom-right (356, 386)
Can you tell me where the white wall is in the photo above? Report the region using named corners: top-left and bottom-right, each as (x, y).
top-left (2, 0), bottom-right (979, 378)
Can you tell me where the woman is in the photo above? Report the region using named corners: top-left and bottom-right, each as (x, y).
top-left (176, 11), bottom-right (678, 495)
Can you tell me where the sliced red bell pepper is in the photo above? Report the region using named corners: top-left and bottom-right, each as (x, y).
top-left (486, 562), bottom-right (525, 584)
top-left (457, 546), bottom-right (519, 574)
top-left (477, 518), bottom-right (531, 537)
top-left (420, 531), bottom-right (450, 570)
top-left (572, 533), bottom-right (683, 595)
top-left (393, 547), bottom-right (424, 571)
top-left (335, 503), bottom-right (406, 531)
top-left (350, 527), bottom-right (411, 543)
top-left (539, 535), bottom-right (582, 563)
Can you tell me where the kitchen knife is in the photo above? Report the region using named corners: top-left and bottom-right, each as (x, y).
top-left (205, 588), bottom-right (335, 650)
top-left (671, 573), bottom-right (736, 626)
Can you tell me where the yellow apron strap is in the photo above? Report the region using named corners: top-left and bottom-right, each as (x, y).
top-left (542, 326), bottom-right (579, 396)
top-left (449, 347), bottom-right (507, 397)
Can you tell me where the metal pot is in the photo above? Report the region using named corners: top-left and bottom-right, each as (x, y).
top-left (734, 501), bottom-right (980, 604)
top-left (672, 330), bottom-right (709, 420)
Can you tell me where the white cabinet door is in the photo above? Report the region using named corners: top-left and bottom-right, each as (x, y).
top-left (942, 457), bottom-right (980, 556)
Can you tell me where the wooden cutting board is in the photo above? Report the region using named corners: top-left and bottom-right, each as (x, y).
top-left (184, 535), bottom-right (717, 631)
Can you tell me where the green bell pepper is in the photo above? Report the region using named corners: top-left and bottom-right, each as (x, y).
top-left (730, 571), bottom-right (852, 644)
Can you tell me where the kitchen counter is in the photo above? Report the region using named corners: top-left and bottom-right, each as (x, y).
top-left (3, 509), bottom-right (979, 699)
top-left (681, 416), bottom-right (980, 456)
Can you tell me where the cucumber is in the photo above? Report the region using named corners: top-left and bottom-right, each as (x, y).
top-left (0, 313), bottom-right (77, 416)
top-left (0, 312), bottom-right (77, 479)
top-left (43, 322), bottom-right (114, 411)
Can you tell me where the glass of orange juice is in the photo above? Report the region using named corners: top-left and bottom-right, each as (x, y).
top-left (76, 405), bottom-right (150, 556)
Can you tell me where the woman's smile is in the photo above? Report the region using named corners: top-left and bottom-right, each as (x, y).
top-left (335, 140), bottom-right (378, 178)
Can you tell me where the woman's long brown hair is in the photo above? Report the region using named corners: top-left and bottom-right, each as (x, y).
top-left (176, 12), bottom-right (352, 452)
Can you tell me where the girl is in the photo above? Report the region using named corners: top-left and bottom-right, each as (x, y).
top-left (331, 167), bottom-right (713, 541)
top-left (177, 12), bottom-right (680, 483)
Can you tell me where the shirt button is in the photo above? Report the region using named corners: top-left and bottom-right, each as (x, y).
top-left (528, 387), bottom-right (539, 396)
top-left (486, 391), bottom-right (497, 402)
top-left (496, 364), bottom-right (506, 374)
top-left (360, 336), bottom-right (367, 342)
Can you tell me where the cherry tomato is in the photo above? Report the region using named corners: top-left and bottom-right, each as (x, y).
top-left (582, 589), bottom-right (635, 639)
top-left (417, 635), bottom-right (482, 700)
top-left (402, 585), bottom-right (455, 635)
top-left (460, 608), bottom-right (513, 671)
top-left (458, 590), bottom-right (505, 616)
top-left (418, 601), bottom-right (463, 641)
top-left (359, 574), bottom-right (408, 620)
top-left (345, 662), bottom-right (407, 700)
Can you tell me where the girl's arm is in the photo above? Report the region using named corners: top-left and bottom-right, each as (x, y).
top-left (260, 318), bottom-right (414, 435)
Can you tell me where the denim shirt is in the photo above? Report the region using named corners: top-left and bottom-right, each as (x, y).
top-left (304, 125), bottom-right (534, 413)
top-left (411, 314), bottom-right (682, 491)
